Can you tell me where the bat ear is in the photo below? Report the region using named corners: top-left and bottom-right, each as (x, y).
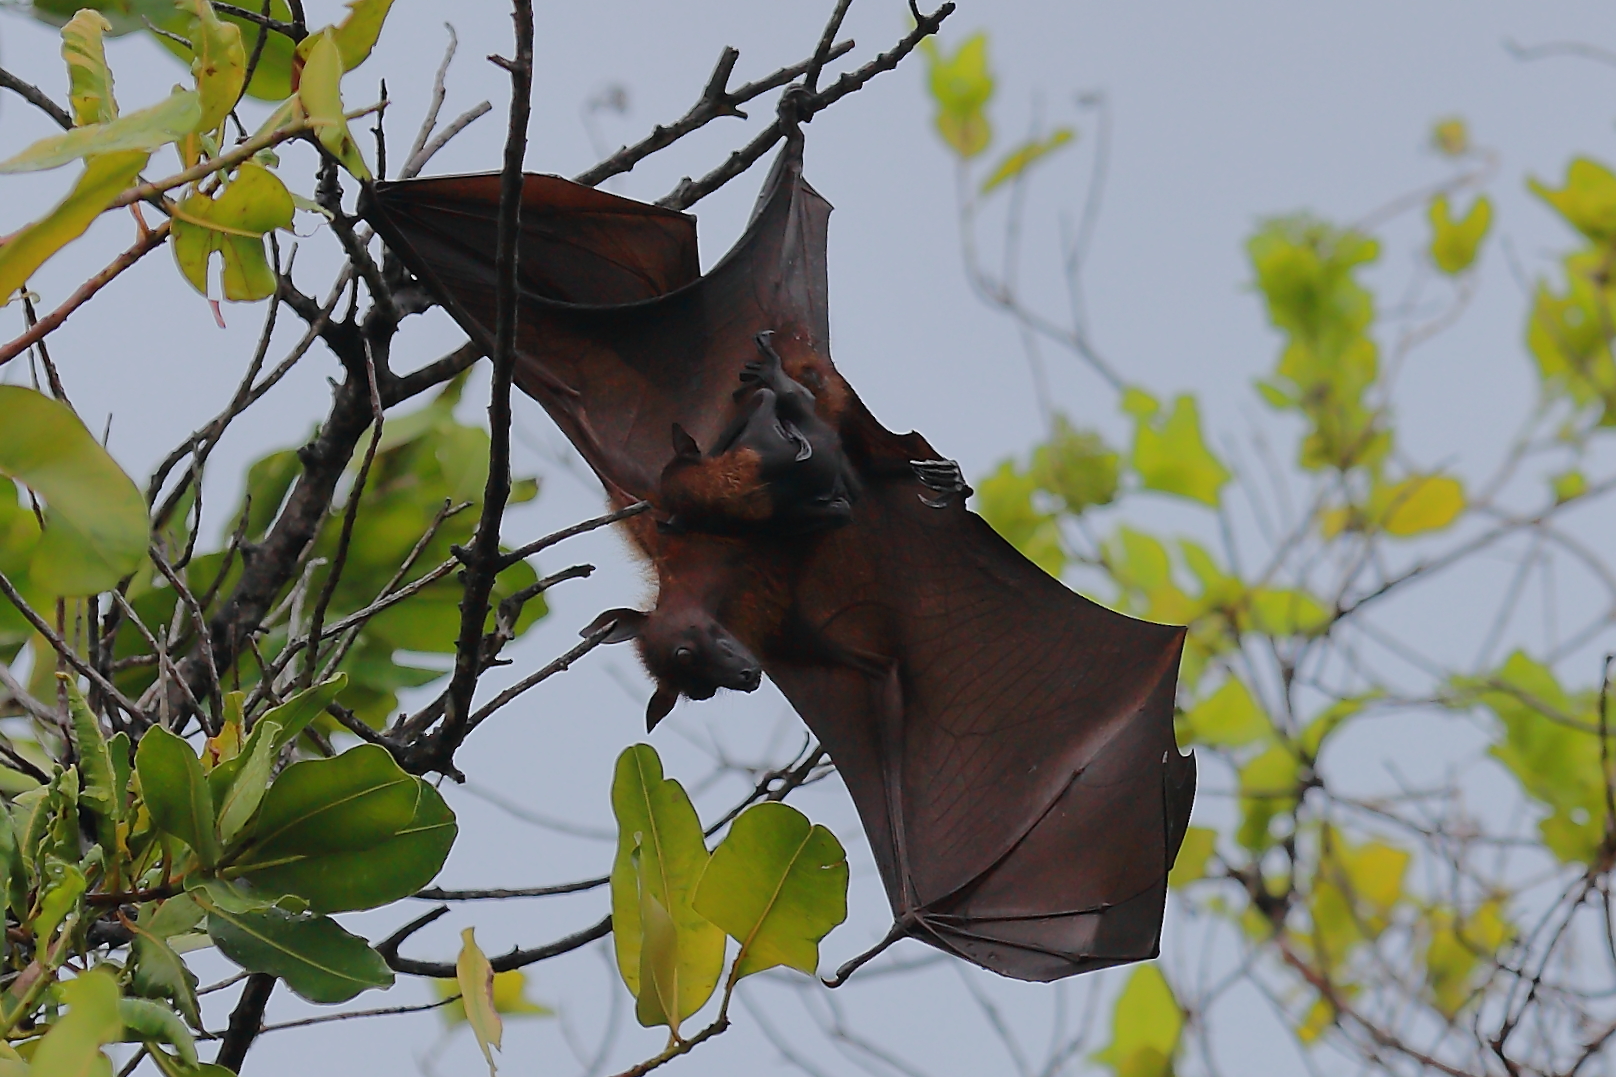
top-left (581, 608), bottom-right (645, 644)
top-left (645, 683), bottom-right (679, 731)
top-left (670, 424), bottom-right (702, 460)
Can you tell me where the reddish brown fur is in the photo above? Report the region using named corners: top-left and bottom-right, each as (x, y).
top-left (659, 445), bottom-right (775, 528)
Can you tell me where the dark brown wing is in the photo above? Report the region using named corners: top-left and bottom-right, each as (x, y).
top-left (364, 147), bottom-right (832, 501)
top-left (769, 480), bottom-right (1194, 982)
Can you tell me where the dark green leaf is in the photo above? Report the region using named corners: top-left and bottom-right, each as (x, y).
top-left (118, 998), bottom-right (197, 1065)
top-left (229, 744), bottom-right (456, 911)
top-left (130, 923), bottom-right (203, 1030)
top-left (202, 896), bottom-right (393, 1003)
top-left (136, 726), bottom-right (220, 869)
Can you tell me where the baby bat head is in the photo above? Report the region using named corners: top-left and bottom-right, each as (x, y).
top-left (582, 605), bottom-right (763, 731)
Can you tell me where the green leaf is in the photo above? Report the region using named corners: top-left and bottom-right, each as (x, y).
top-left (211, 719), bottom-right (278, 846)
top-left (974, 460), bottom-right (1064, 578)
top-left (201, 893), bottom-right (393, 1003)
top-left (299, 30), bottom-right (371, 180)
top-left (0, 387), bottom-right (150, 595)
top-left (230, 744), bottom-right (456, 911)
top-left (61, 676), bottom-right (120, 850)
top-left (1184, 677), bottom-right (1269, 748)
top-left (981, 128), bottom-right (1075, 194)
top-left (921, 33), bottom-right (993, 159)
top-left (136, 726), bottom-right (221, 869)
top-left (0, 149), bottom-right (149, 312)
top-left (692, 801), bottom-right (848, 979)
top-left (0, 90), bottom-right (198, 172)
top-left (130, 922), bottom-right (203, 1030)
top-left (1425, 902), bottom-right (1509, 1017)
top-left (1031, 416), bottom-right (1119, 513)
top-left (61, 10), bottom-right (118, 125)
top-left (455, 928), bottom-right (502, 1075)
top-left (609, 744), bottom-right (723, 1034)
top-left (1167, 826), bottom-right (1216, 889)
top-left (260, 674), bottom-right (348, 755)
top-left (170, 161), bottom-right (294, 302)
top-left (1461, 652), bottom-right (1607, 863)
top-left (118, 998), bottom-right (196, 1066)
top-left (139, 894), bottom-right (206, 939)
top-left (185, 0), bottom-right (247, 133)
top-left (1093, 965), bottom-right (1183, 1077)
top-left (1127, 391), bottom-right (1231, 506)
top-left (28, 967), bottom-right (122, 1077)
top-left (32, 858), bottom-right (86, 944)
top-left (1237, 743), bottom-right (1299, 851)
top-left (1530, 157), bottom-right (1616, 243)
top-left (25, 0), bottom-right (186, 37)
top-left (1428, 193), bottom-right (1491, 275)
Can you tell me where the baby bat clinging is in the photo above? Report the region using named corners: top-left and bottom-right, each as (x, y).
top-left (364, 137), bottom-right (1196, 984)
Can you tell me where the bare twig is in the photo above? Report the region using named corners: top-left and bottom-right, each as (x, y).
top-left (0, 65), bottom-right (72, 130)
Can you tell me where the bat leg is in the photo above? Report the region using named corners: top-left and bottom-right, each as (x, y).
top-left (911, 458), bottom-right (974, 508)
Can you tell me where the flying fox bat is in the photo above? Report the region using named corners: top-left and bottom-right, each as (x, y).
top-left (362, 135), bottom-right (1195, 983)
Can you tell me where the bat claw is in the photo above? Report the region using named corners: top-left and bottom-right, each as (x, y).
top-left (824, 922), bottom-right (906, 987)
top-left (911, 458), bottom-right (973, 508)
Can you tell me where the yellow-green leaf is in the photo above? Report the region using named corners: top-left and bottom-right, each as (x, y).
top-left (1377, 475), bottom-right (1465, 536)
top-left (62, 10), bottom-right (118, 125)
top-left (975, 459), bottom-right (1064, 578)
top-left (1128, 390), bottom-right (1231, 506)
top-left (186, 0), bottom-right (247, 134)
top-left (170, 161), bottom-right (294, 301)
top-left (921, 32), bottom-right (993, 159)
top-left (29, 967), bottom-right (122, 1077)
top-left (981, 128), bottom-right (1075, 194)
top-left (1430, 116), bottom-right (1469, 157)
top-left (293, 0), bottom-right (395, 70)
top-left (1167, 826), bottom-right (1216, 889)
top-left (435, 970), bottom-right (551, 1025)
top-left (0, 90), bottom-right (198, 172)
top-left (456, 928), bottom-right (501, 1076)
top-left (1238, 743), bottom-right (1299, 851)
top-left (692, 801), bottom-right (848, 979)
top-left (1428, 193), bottom-right (1491, 275)
top-left (0, 149), bottom-right (148, 304)
top-left (1092, 965), bottom-right (1182, 1077)
top-left (1425, 901), bottom-right (1509, 1017)
top-left (1185, 677), bottom-right (1269, 748)
top-left (299, 30), bottom-right (371, 180)
top-left (1552, 469), bottom-right (1586, 503)
top-left (608, 745), bottom-right (723, 1033)
top-left (0, 385), bottom-right (150, 595)
top-left (1530, 157), bottom-right (1616, 243)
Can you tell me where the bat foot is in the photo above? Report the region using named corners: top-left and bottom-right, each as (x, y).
top-left (911, 458), bottom-right (973, 508)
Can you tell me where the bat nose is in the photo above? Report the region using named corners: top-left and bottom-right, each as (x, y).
top-left (737, 666), bottom-right (762, 692)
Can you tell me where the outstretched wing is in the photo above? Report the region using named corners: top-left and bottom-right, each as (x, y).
top-left (365, 146), bottom-right (833, 500)
top-left (768, 479), bottom-right (1194, 982)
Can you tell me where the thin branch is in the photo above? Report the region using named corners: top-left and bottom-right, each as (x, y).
top-left (0, 66), bottom-right (72, 130)
top-left (384, 912), bottom-right (612, 977)
top-left (463, 619), bottom-right (614, 733)
top-left (415, 876), bottom-right (608, 901)
top-left (211, 2), bottom-right (305, 42)
top-left (0, 571), bottom-right (145, 721)
top-left (213, 973), bottom-right (274, 1071)
top-left (657, 2), bottom-right (955, 211)
top-left (572, 39), bottom-right (854, 188)
top-left (498, 500), bottom-right (649, 568)
top-left (257, 995), bottom-right (458, 1035)
top-left (0, 223), bottom-right (171, 367)
top-left (433, 1), bottom-right (535, 774)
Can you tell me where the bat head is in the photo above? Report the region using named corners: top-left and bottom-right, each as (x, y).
top-left (584, 605), bottom-right (763, 732)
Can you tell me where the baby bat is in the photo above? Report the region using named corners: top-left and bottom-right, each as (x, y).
top-left (363, 134), bottom-right (1196, 983)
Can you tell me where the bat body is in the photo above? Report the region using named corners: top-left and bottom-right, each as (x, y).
top-left (364, 140), bottom-right (1195, 982)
